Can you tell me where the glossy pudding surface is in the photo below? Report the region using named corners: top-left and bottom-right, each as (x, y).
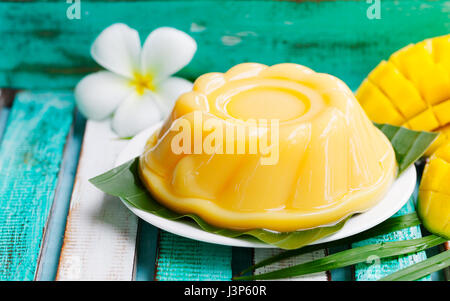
top-left (139, 63), bottom-right (397, 232)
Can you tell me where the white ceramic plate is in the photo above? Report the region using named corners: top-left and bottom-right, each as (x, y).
top-left (116, 122), bottom-right (417, 248)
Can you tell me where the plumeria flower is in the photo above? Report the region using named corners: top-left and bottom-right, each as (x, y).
top-left (75, 24), bottom-right (197, 137)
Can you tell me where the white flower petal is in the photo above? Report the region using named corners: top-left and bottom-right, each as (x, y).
top-left (141, 27), bottom-right (197, 80)
top-left (91, 23), bottom-right (141, 78)
top-left (112, 91), bottom-right (163, 137)
top-left (75, 71), bottom-right (133, 120)
top-left (156, 76), bottom-right (193, 116)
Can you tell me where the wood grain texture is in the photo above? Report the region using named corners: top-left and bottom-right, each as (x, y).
top-left (253, 248), bottom-right (329, 281)
top-left (352, 196), bottom-right (430, 281)
top-left (34, 111), bottom-right (86, 281)
top-left (56, 120), bottom-right (138, 280)
top-left (0, 89), bottom-right (17, 109)
top-left (231, 247), bottom-right (253, 278)
top-left (0, 1), bottom-right (448, 90)
top-left (134, 220), bottom-right (158, 281)
top-left (0, 108), bottom-right (10, 144)
top-left (155, 232), bottom-right (233, 281)
top-left (0, 91), bottom-right (74, 281)
top-left (327, 245), bottom-right (353, 280)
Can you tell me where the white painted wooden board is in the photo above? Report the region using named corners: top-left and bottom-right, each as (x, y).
top-left (253, 249), bottom-right (329, 281)
top-left (56, 120), bottom-right (138, 280)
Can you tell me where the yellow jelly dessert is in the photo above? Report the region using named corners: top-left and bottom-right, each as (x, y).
top-left (355, 34), bottom-right (450, 238)
top-left (139, 63), bottom-right (397, 232)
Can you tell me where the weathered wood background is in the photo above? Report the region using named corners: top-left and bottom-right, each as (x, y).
top-left (1, 0), bottom-right (449, 91)
top-left (0, 0), bottom-right (448, 281)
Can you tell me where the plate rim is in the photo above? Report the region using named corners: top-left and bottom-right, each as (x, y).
top-left (115, 123), bottom-right (417, 248)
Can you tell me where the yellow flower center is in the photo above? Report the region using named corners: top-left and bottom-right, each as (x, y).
top-left (130, 73), bottom-right (155, 95)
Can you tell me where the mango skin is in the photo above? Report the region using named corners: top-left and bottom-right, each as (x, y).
top-left (356, 34), bottom-right (450, 238)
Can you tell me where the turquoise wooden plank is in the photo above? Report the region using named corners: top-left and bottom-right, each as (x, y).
top-left (231, 247), bottom-right (253, 278)
top-left (155, 231), bottom-right (232, 281)
top-left (135, 220), bottom-right (159, 281)
top-left (0, 91), bottom-right (74, 281)
top-left (426, 246), bottom-right (446, 281)
top-left (0, 89), bottom-right (17, 109)
top-left (328, 245), bottom-right (353, 281)
top-left (352, 187), bottom-right (430, 281)
top-left (35, 110), bottom-right (86, 281)
top-left (0, 1), bottom-right (448, 90)
top-left (0, 108), bottom-right (9, 144)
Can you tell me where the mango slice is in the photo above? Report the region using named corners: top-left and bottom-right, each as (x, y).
top-left (418, 190), bottom-right (450, 239)
top-left (419, 143), bottom-right (450, 239)
top-left (356, 34), bottom-right (450, 238)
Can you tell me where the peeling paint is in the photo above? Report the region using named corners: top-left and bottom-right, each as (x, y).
top-left (236, 31), bottom-right (258, 37)
top-left (221, 35), bottom-right (242, 46)
top-left (190, 22), bottom-right (206, 33)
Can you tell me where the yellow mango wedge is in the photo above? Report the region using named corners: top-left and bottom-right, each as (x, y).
top-left (356, 34), bottom-right (450, 239)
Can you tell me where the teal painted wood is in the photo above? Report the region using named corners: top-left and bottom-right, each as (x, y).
top-left (0, 91), bottom-right (74, 281)
top-left (135, 220), bottom-right (159, 281)
top-left (352, 189), bottom-right (430, 281)
top-left (231, 247), bottom-right (253, 278)
top-left (155, 231), bottom-right (232, 281)
top-left (328, 245), bottom-right (353, 281)
top-left (35, 111), bottom-right (85, 281)
top-left (0, 108), bottom-right (9, 143)
top-left (0, 1), bottom-right (448, 90)
top-left (426, 246), bottom-right (446, 281)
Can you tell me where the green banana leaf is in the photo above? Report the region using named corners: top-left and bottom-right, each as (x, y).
top-left (374, 123), bottom-right (438, 174)
top-left (89, 124), bottom-right (437, 250)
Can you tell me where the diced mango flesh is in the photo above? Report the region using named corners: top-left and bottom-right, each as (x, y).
top-left (431, 35), bottom-right (450, 76)
top-left (424, 125), bottom-right (450, 156)
top-left (434, 141), bottom-right (450, 163)
top-left (368, 61), bottom-right (426, 118)
top-left (355, 79), bottom-right (405, 126)
top-left (419, 156), bottom-right (450, 193)
top-left (425, 131), bottom-right (447, 156)
top-left (433, 99), bottom-right (450, 126)
top-left (418, 190), bottom-right (450, 239)
top-left (390, 42), bottom-right (450, 104)
top-left (356, 34), bottom-right (450, 238)
top-left (419, 142), bottom-right (450, 239)
top-left (407, 108), bottom-right (440, 132)
top-left (356, 34), bottom-right (450, 156)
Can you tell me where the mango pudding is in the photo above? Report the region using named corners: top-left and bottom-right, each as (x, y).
top-left (139, 63), bottom-right (397, 232)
